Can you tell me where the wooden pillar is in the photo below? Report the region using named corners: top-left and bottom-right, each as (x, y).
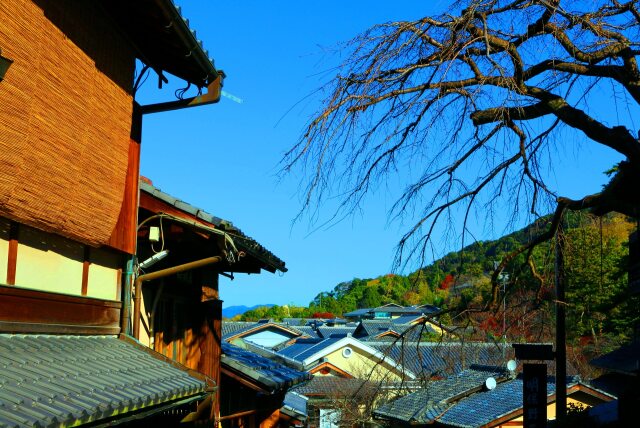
top-left (555, 222), bottom-right (567, 422)
top-left (201, 272), bottom-right (222, 423)
top-left (81, 246), bottom-right (90, 296)
top-left (6, 222), bottom-right (18, 285)
top-left (258, 408), bottom-right (280, 428)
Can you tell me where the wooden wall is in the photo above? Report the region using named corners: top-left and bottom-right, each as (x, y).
top-left (0, 0), bottom-right (136, 253)
top-left (0, 285), bottom-right (121, 335)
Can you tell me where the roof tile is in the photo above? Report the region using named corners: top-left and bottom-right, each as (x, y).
top-left (0, 334), bottom-right (209, 427)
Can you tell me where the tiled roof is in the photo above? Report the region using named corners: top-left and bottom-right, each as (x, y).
top-left (374, 365), bottom-right (508, 423)
top-left (294, 326), bottom-right (320, 338)
top-left (102, 0), bottom-right (221, 87)
top-left (392, 315), bottom-right (426, 325)
top-left (282, 318), bottom-right (305, 326)
top-left (222, 321), bottom-right (305, 343)
top-left (355, 320), bottom-right (395, 337)
top-left (0, 334), bottom-right (209, 427)
top-left (590, 341), bottom-right (640, 375)
top-left (343, 308), bottom-right (372, 317)
top-left (375, 368), bottom-right (594, 427)
top-left (370, 342), bottom-right (506, 378)
top-left (140, 181), bottom-right (286, 273)
top-left (355, 320), bottom-right (429, 341)
top-left (291, 377), bottom-right (375, 398)
top-left (316, 326), bottom-right (357, 339)
top-left (411, 304), bottom-right (441, 314)
top-left (221, 321), bottom-right (256, 338)
top-left (277, 337), bottom-right (343, 362)
top-left (590, 373), bottom-right (631, 397)
top-left (438, 377), bottom-right (552, 427)
top-left (221, 343), bottom-right (310, 392)
top-left (345, 305), bottom-right (441, 319)
top-left (282, 391), bottom-right (308, 418)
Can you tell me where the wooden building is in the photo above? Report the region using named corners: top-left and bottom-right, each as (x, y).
top-left (0, 0), bottom-right (221, 328)
top-left (219, 342), bottom-right (310, 427)
top-left (0, 1), bottom-right (286, 425)
top-left (373, 365), bottom-right (615, 428)
top-left (136, 179), bottom-right (287, 422)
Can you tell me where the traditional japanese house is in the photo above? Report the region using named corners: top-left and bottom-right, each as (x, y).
top-left (219, 342), bottom-right (310, 427)
top-left (223, 319), bottom-right (310, 349)
top-left (0, 1), bottom-right (287, 425)
top-left (373, 365), bottom-right (615, 427)
top-left (135, 179), bottom-right (287, 422)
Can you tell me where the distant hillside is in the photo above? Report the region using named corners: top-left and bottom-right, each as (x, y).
top-left (304, 212), bottom-right (634, 320)
top-left (222, 304), bottom-right (274, 319)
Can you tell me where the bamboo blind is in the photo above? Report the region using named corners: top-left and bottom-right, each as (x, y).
top-left (0, 0), bottom-right (135, 247)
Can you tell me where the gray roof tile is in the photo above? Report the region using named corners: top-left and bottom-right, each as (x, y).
top-left (374, 367), bottom-right (586, 427)
top-left (291, 377), bottom-right (375, 398)
top-left (0, 334), bottom-right (209, 427)
top-left (283, 391), bottom-right (308, 417)
top-left (221, 321), bottom-right (256, 338)
top-left (316, 326), bottom-right (356, 339)
top-left (370, 342), bottom-right (506, 378)
top-left (221, 343), bottom-right (310, 392)
top-left (140, 180), bottom-right (286, 273)
top-left (277, 337), bottom-right (344, 363)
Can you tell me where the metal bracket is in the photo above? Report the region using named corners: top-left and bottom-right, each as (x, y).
top-left (140, 74), bottom-right (223, 115)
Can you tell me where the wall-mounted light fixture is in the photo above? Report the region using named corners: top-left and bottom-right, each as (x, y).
top-left (0, 48), bottom-right (14, 82)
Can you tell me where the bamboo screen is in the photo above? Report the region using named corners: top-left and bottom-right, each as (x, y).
top-left (0, 0), bottom-right (135, 248)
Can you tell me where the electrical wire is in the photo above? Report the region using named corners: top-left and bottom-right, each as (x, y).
top-left (133, 64), bottom-right (151, 95)
top-left (150, 215), bottom-right (165, 254)
top-left (138, 213), bottom-right (241, 263)
top-left (175, 83), bottom-right (191, 100)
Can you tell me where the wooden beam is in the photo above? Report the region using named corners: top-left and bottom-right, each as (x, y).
top-left (139, 77), bottom-right (222, 115)
top-left (139, 192), bottom-right (216, 229)
top-left (0, 285), bottom-right (121, 334)
top-left (221, 367), bottom-right (268, 393)
top-left (6, 222), bottom-right (18, 285)
top-left (218, 409), bottom-right (258, 422)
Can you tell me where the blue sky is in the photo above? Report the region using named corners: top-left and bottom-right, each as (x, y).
top-left (137, 1), bottom-right (626, 308)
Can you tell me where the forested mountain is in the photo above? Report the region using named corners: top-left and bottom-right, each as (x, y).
top-left (239, 213), bottom-right (638, 353)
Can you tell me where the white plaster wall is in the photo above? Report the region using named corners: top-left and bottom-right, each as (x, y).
top-left (86, 247), bottom-right (121, 301)
top-left (15, 242), bottom-right (83, 295)
top-left (87, 263), bottom-right (119, 300)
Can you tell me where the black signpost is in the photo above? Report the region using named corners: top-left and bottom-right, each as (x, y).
top-left (513, 344), bottom-right (555, 428)
top-left (523, 363), bottom-right (547, 428)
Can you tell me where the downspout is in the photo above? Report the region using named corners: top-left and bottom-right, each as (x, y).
top-left (133, 255), bottom-right (223, 340)
top-left (120, 258), bottom-right (136, 335)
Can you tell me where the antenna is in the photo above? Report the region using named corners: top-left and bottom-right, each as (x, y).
top-left (485, 377), bottom-right (497, 390)
top-left (507, 359), bottom-right (517, 379)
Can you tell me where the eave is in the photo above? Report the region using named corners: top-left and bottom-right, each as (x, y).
top-left (102, 0), bottom-right (220, 87)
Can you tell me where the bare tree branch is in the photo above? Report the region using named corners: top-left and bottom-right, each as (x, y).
top-left (282, 0), bottom-right (640, 274)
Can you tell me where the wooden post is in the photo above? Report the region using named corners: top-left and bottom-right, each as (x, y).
top-left (6, 222), bottom-right (18, 285)
top-left (81, 246), bottom-right (90, 296)
top-left (200, 273), bottom-right (222, 424)
top-left (555, 222), bottom-right (567, 422)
